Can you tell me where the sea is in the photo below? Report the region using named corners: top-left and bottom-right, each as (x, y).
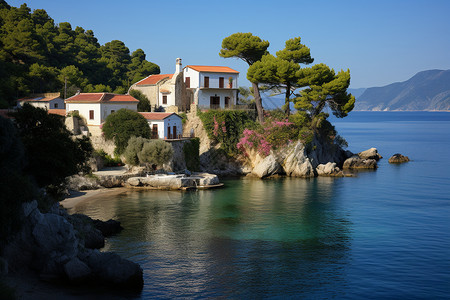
top-left (68, 111), bottom-right (450, 299)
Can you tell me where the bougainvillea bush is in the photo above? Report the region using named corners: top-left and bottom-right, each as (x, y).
top-left (237, 112), bottom-right (298, 157)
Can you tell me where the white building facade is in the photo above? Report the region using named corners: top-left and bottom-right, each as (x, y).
top-left (65, 93), bottom-right (138, 126)
top-left (139, 112), bottom-right (183, 140)
top-left (183, 65), bottom-right (239, 109)
top-left (18, 92), bottom-right (65, 110)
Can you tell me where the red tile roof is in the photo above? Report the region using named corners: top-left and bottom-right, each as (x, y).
top-left (18, 96), bottom-right (61, 102)
top-left (136, 74), bottom-right (173, 86)
top-left (185, 65), bottom-right (239, 74)
top-left (139, 112), bottom-right (181, 120)
top-left (48, 109), bottom-right (66, 116)
top-left (65, 93), bottom-right (138, 103)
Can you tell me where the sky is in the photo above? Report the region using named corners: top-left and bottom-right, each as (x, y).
top-left (7, 0), bottom-right (450, 88)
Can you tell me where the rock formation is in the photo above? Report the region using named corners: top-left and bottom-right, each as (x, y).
top-left (1, 200), bottom-right (143, 291)
top-left (388, 153), bottom-right (410, 164)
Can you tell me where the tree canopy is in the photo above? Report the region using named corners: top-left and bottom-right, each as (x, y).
top-left (220, 32), bottom-right (269, 123)
top-left (247, 37), bottom-right (314, 116)
top-left (0, 2), bottom-right (160, 104)
top-left (11, 103), bottom-right (93, 188)
top-left (102, 109), bottom-right (151, 155)
top-left (295, 63), bottom-right (355, 121)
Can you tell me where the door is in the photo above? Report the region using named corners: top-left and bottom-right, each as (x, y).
top-left (225, 97), bottom-right (230, 108)
top-left (152, 124), bottom-right (158, 139)
top-left (167, 126), bottom-right (171, 139)
top-left (173, 126), bottom-right (177, 139)
top-left (210, 96), bottom-right (220, 109)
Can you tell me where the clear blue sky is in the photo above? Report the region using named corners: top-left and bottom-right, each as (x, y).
top-left (7, 0), bottom-right (450, 88)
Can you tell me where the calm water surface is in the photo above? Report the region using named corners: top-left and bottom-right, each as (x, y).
top-left (69, 112), bottom-right (450, 299)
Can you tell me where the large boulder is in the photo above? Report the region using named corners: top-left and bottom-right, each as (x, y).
top-left (283, 142), bottom-right (315, 178)
top-left (358, 148), bottom-right (382, 161)
top-left (82, 249), bottom-right (144, 290)
top-left (343, 156), bottom-right (378, 169)
top-left (93, 219), bottom-right (123, 237)
top-left (388, 153), bottom-right (410, 164)
top-left (252, 154), bottom-right (283, 178)
top-left (316, 162), bottom-right (343, 177)
top-left (63, 257), bottom-right (91, 283)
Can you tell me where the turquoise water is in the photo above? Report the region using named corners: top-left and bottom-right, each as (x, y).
top-left (69, 112), bottom-right (450, 299)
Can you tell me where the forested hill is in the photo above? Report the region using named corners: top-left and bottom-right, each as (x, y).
top-left (0, 0), bottom-right (160, 107)
top-left (354, 69), bottom-right (450, 111)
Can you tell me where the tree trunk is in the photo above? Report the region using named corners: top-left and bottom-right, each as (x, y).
top-left (284, 83), bottom-right (291, 116)
top-left (252, 82), bottom-right (264, 123)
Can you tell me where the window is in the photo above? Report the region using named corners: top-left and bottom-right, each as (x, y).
top-left (185, 77), bottom-right (190, 88)
top-left (204, 76), bottom-right (209, 88)
top-left (89, 110), bottom-right (94, 120)
top-left (111, 110), bottom-right (115, 114)
top-left (163, 95), bottom-right (167, 105)
top-left (219, 77), bottom-right (224, 88)
top-left (54, 103), bottom-right (58, 108)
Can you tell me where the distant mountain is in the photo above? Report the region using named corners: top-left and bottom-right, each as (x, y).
top-left (354, 69), bottom-right (450, 111)
top-left (348, 88), bottom-right (366, 99)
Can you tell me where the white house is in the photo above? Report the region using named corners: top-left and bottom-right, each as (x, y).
top-left (18, 92), bottom-right (65, 110)
top-left (139, 112), bottom-right (183, 140)
top-left (129, 58), bottom-right (189, 112)
top-left (183, 65), bottom-right (239, 109)
top-left (65, 93), bottom-right (139, 126)
top-left (129, 58), bottom-right (239, 112)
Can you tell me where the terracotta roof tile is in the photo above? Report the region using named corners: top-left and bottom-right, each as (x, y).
top-left (136, 74), bottom-right (173, 86)
top-left (65, 93), bottom-right (138, 103)
top-left (48, 109), bottom-right (66, 116)
top-left (185, 65), bottom-right (239, 74)
top-left (139, 112), bottom-right (181, 120)
top-left (18, 96), bottom-right (61, 102)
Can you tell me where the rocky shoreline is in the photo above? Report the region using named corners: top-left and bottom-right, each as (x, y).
top-left (1, 198), bottom-right (144, 297)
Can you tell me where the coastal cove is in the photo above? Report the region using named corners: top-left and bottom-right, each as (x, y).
top-left (65, 112), bottom-right (450, 299)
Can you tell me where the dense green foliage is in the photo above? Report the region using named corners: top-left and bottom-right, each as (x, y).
top-left (1, 104), bottom-right (93, 242)
top-left (129, 89), bottom-right (151, 112)
top-left (0, 2), bottom-right (160, 104)
top-left (198, 110), bottom-right (256, 156)
top-left (102, 109), bottom-right (151, 155)
top-left (124, 136), bottom-right (173, 168)
top-left (220, 33), bottom-right (269, 123)
top-left (11, 103), bottom-right (93, 187)
top-left (247, 37), bottom-right (314, 115)
top-left (0, 115), bottom-right (34, 243)
top-left (183, 137), bottom-right (200, 171)
top-left (93, 149), bottom-right (123, 167)
top-left (295, 63), bottom-right (355, 120)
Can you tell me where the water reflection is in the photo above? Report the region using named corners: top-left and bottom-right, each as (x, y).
top-left (68, 177), bottom-right (352, 298)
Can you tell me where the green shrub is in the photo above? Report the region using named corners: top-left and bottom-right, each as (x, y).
top-left (138, 140), bottom-right (173, 167)
top-left (123, 137), bottom-right (147, 166)
top-left (94, 149), bottom-right (122, 167)
top-left (102, 109), bottom-right (150, 155)
top-left (198, 110), bottom-right (256, 156)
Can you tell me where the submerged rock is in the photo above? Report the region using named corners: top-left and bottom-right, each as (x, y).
top-left (388, 153), bottom-right (410, 164)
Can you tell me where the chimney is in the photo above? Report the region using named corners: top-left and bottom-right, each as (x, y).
top-left (176, 58), bottom-right (182, 73)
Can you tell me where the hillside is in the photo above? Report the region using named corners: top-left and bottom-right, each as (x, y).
top-left (354, 69), bottom-right (450, 111)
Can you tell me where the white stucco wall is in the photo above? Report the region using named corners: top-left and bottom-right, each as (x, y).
top-left (66, 102), bottom-right (102, 125)
top-left (49, 98), bottom-right (65, 109)
top-left (183, 67), bottom-right (200, 89)
top-left (66, 102), bottom-right (137, 126)
top-left (197, 89), bottom-right (237, 109)
top-left (146, 115), bottom-right (183, 139)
